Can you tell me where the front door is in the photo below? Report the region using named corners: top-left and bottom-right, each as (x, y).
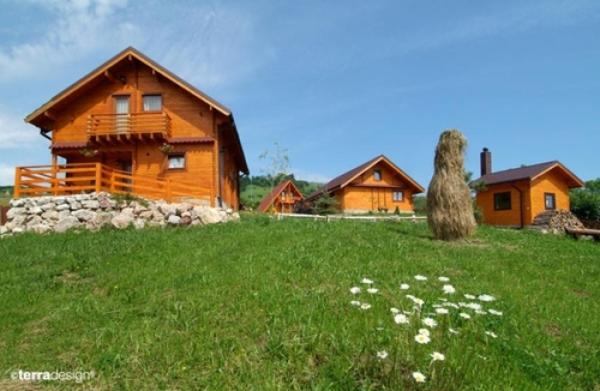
top-left (114, 96), bottom-right (130, 133)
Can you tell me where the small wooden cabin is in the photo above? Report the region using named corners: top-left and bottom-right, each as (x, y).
top-left (474, 148), bottom-right (583, 227)
top-left (17, 47), bottom-right (248, 209)
top-left (307, 155), bottom-right (424, 213)
top-left (258, 180), bottom-right (304, 213)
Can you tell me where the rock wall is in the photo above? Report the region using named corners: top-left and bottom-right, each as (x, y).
top-left (0, 193), bottom-right (239, 238)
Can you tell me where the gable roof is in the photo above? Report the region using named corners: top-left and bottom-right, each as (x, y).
top-left (258, 180), bottom-right (304, 212)
top-left (307, 155), bottom-right (425, 200)
top-left (24, 46), bottom-right (248, 174)
top-left (475, 161), bottom-right (584, 188)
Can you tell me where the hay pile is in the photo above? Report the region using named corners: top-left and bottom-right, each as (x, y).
top-left (427, 129), bottom-right (476, 240)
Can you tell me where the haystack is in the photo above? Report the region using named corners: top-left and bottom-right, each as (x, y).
top-left (427, 129), bottom-right (476, 240)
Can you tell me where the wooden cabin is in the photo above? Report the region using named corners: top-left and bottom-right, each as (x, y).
top-left (307, 155), bottom-right (424, 213)
top-left (17, 47), bottom-right (248, 209)
top-left (258, 180), bottom-right (304, 213)
top-left (474, 148), bottom-right (583, 227)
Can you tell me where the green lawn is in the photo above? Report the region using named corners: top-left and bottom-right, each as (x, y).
top-left (0, 217), bottom-right (599, 389)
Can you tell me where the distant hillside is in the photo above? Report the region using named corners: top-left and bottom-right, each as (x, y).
top-left (240, 175), bottom-right (322, 210)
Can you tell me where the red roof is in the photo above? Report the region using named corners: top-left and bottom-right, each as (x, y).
top-left (475, 161), bottom-right (584, 188)
top-left (258, 180), bottom-right (304, 212)
top-left (307, 155), bottom-right (424, 200)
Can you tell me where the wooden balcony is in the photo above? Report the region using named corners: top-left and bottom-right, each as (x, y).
top-left (86, 113), bottom-right (171, 143)
top-left (14, 163), bottom-right (212, 204)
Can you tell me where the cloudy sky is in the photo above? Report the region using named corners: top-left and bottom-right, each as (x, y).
top-left (0, 0), bottom-right (599, 186)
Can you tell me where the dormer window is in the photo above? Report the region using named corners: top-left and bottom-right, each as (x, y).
top-left (373, 169), bottom-right (382, 181)
top-left (143, 94), bottom-right (162, 112)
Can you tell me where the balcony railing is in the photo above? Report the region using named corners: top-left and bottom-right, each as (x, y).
top-left (86, 112), bottom-right (171, 141)
top-left (14, 163), bottom-right (212, 204)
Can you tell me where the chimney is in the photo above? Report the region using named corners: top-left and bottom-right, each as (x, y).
top-left (480, 148), bottom-right (492, 176)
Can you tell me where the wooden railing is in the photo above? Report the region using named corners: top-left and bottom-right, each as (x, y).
top-left (14, 163), bottom-right (212, 204)
top-left (86, 113), bottom-right (171, 138)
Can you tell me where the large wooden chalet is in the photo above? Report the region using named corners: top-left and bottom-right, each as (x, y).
top-left (17, 47), bottom-right (248, 209)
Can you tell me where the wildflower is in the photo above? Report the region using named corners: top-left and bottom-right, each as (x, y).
top-left (436, 307), bottom-right (449, 315)
top-left (350, 300), bottom-right (361, 306)
top-left (376, 350), bottom-right (388, 360)
top-left (406, 295), bottom-right (424, 307)
top-left (390, 307), bottom-right (400, 314)
top-left (466, 302), bottom-right (482, 311)
top-left (360, 303), bottom-right (372, 310)
top-left (442, 284), bottom-right (456, 294)
top-left (412, 371), bottom-right (426, 383)
top-left (437, 297), bottom-right (448, 302)
top-left (400, 283), bottom-right (410, 290)
top-left (414, 275), bottom-right (428, 281)
top-left (459, 312), bottom-right (471, 319)
top-left (367, 288), bottom-right (379, 294)
top-left (350, 287), bottom-right (361, 294)
top-left (394, 313), bottom-right (410, 324)
top-left (438, 276), bottom-right (450, 282)
top-left (444, 302), bottom-right (459, 309)
top-left (414, 333), bottom-right (431, 344)
top-left (475, 309), bottom-right (487, 315)
top-left (478, 294), bottom-right (496, 302)
top-left (422, 317), bottom-right (438, 328)
top-left (464, 294), bottom-right (476, 300)
top-left (361, 278), bottom-right (374, 284)
top-left (448, 328), bottom-right (459, 334)
top-left (485, 331), bottom-right (498, 338)
top-left (430, 351), bottom-right (445, 361)
top-left (418, 328), bottom-right (430, 337)
top-left (488, 309), bottom-right (503, 316)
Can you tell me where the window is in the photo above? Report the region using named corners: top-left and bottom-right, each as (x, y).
top-left (373, 169), bottom-right (382, 181)
top-left (544, 193), bottom-right (556, 210)
top-left (143, 94), bottom-right (162, 112)
top-left (393, 191), bottom-right (404, 202)
top-left (167, 154), bottom-right (185, 170)
top-left (493, 192), bottom-right (512, 211)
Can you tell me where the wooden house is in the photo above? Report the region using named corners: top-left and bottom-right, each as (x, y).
top-left (16, 47), bottom-right (248, 209)
top-left (474, 148), bottom-right (583, 227)
top-left (307, 155), bottom-right (424, 213)
top-left (258, 180), bottom-right (304, 213)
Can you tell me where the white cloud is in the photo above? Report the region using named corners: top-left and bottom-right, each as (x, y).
top-left (0, 107), bottom-right (39, 148)
top-left (0, 163), bottom-right (14, 186)
top-left (0, 0), bottom-right (139, 83)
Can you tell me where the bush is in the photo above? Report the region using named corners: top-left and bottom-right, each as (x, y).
top-left (570, 179), bottom-right (600, 224)
top-left (314, 193), bottom-right (340, 215)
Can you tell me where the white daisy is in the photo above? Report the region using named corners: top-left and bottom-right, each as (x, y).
top-left (400, 283), bottom-right (410, 290)
top-left (413, 298), bottom-right (424, 307)
top-left (466, 302), bottom-right (482, 311)
top-left (414, 333), bottom-right (431, 344)
top-left (394, 313), bottom-right (410, 324)
top-left (360, 303), bottom-right (372, 310)
top-left (367, 288), bottom-right (379, 294)
top-left (478, 294), bottom-right (496, 302)
top-left (350, 300), bottom-right (361, 306)
top-left (444, 302), bottom-right (460, 309)
top-left (412, 371), bottom-right (426, 383)
top-left (442, 284), bottom-right (456, 294)
top-left (475, 309), bottom-right (487, 315)
top-left (488, 309), bottom-right (503, 316)
top-left (464, 294), bottom-right (476, 300)
top-left (438, 276), bottom-right (450, 282)
top-left (418, 328), bottom-right (430, 337)
top-left (376, 350), bottom-right (388, 360)
top-left (459, 312), bottom-right (471, 319)
top-left (361, 278), bottom-right (374, 284)
top-left (436, 307), bottom-right (449, 315)
top-left (422, 317), bottom-right (438, 328)
top-left (430, 351), bottom-right (445, 361)
top-left (485, 331), bottom-right (498, 338)
top-left (390, 307), bottom-right (400, 314)
top-left (350, 287), bottom-right (361, 294)
top-left (448, 328), bottom-right (459, 334)
top-left (414, 275), bottom-right (428, 281)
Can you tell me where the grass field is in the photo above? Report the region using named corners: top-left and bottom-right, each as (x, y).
top-left (0, 217), bottom-right (599, 389)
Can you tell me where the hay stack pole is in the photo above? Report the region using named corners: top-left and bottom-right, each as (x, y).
top-left (427, 129), bottom-right (476, 240)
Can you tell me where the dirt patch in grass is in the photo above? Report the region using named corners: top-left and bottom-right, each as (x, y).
top-left (0, 380), bottom-right (42, 391)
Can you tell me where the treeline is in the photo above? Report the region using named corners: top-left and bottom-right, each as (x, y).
top-left (240, 174), bottom-right (323, 210)
top-left (570, 178), bottom-right (600, 228)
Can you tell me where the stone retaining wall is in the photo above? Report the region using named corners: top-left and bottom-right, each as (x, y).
top-left (0, 193), bottom-right (239, 238)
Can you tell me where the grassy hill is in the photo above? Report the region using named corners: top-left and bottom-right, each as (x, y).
top-left (0, 218), bottom-right (599, 389)
top-left (240, 175), bottom-right (322, 210)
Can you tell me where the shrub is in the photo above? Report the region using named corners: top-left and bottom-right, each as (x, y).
top-left (570, 179), bottom-right (600, 224)
top-left (314, 193), bottom-right (340, 215)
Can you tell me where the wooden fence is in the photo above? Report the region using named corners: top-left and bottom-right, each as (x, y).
top-left (0, 206), bottom-right (8, 226)
top-left (13, 163), bottom-right (212, 204)
top-left (276, 213), bottom-right (426, 222)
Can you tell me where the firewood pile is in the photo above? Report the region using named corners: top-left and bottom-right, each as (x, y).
top-left (533, 210), bottom-right (585, 233)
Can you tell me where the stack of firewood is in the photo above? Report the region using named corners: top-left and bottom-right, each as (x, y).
top-left (533, 210), bottom-right (585, 233)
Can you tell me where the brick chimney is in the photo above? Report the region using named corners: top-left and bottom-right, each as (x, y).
top-left (480, 148), bottom-right (492, 176)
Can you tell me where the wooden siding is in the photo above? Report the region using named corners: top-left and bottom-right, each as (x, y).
top-left (529, 169), bottom-right (571, 221)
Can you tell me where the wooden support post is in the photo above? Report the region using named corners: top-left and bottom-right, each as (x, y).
top-left (13, 167), bottom-right (21, 198)
top-left (110, 170), bottom-right (116, 193)
top-left (166, 178), bottom-right (172, 201)
top-left (95, 163), bottom-right (102, 193)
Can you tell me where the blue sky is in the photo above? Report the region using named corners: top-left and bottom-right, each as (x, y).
top-left (0, 0), bottom-right (599, 186)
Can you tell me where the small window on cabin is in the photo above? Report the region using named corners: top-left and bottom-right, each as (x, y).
top-left (373, 169), bottom-right (382, 181)
top-left (143, 95), bottom-right (162, 112)
top-left (493, 192), bottom-right (512, 211)
top-left (167, 154), bottom-right (185, 170)
top-left (393, 191), bottom-right (404, 202)
top-left (544, 193), bottom-right (556, 210)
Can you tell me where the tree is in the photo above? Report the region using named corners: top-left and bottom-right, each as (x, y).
top-left (426, 129), bottom-right (476, 240)
top-left (313, 193), bottom-right (340, 215)
top-left (570, 179), bottom-right (600, 223)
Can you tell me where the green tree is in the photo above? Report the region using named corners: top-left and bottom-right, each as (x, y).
top-left (570, 179), bottom-right (600, 223)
